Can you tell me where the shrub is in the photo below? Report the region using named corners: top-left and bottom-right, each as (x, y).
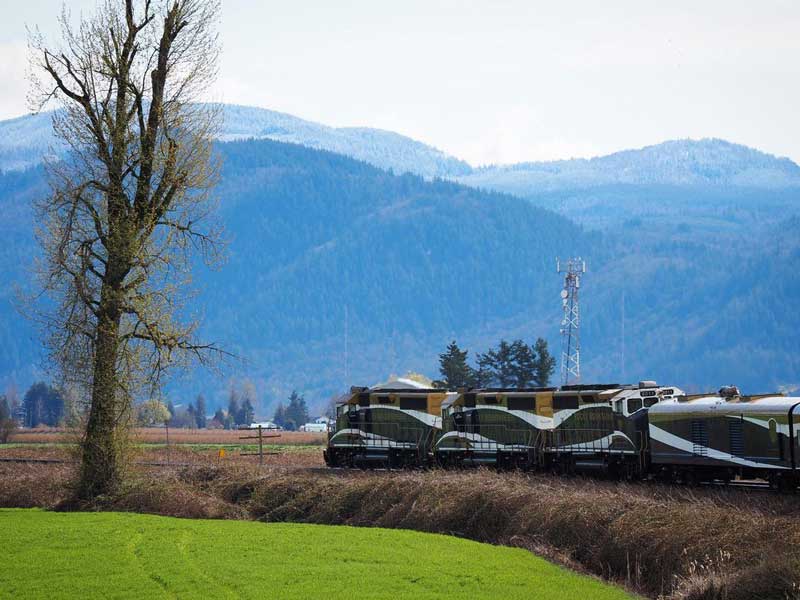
top-left (0, 418), bottom-right (17, 444)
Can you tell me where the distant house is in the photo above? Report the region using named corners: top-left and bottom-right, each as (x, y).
top-left (299, 422), bottom-right (328, 433)
top-left (314, 416), bottom-right (331, 425)
top-left (249, 421), bottom-right (281, 430)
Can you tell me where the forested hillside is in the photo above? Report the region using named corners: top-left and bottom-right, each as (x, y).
top-left (0, 137), bottom-right (797, 414)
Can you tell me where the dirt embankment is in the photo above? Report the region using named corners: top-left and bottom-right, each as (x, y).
top-left (1, 462), bottom-right (798, 600)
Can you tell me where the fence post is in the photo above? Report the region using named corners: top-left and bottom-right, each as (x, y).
top-left (258, 425), bottom-right (263, 466)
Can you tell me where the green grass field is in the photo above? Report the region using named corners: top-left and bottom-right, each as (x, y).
top-left (0, 509), bottom-right (633, 599)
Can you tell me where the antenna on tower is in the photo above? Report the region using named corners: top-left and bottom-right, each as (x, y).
top-left (557, 257), bottom-right (586, 386)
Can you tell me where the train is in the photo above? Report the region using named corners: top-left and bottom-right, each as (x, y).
top-left (323, 379), bottom-right (800, 489)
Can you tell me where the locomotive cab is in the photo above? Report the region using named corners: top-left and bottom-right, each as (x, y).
top-left (324, 378), bottom-right (452, 469)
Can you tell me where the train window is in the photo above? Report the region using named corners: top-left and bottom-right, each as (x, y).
top-left (482, 396), bottom-right (499, 405)
top-left (768, 419), bottom-right (778, 443)
top-left (377, 396), bottom-right (392, 405)
top-left (399, 396), bottom-right (427, 411)
top-left (627, 398), bottom-right (643, 413)
top-left (507, 397), bottom-right (536, 411)
top-left (643, 397), bottom-right (659, 408)
top-left (553, 396), bottom-right (579, 410)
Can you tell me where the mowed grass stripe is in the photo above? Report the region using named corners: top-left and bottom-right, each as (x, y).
top-left (0, 509), bottom-right (633, 599)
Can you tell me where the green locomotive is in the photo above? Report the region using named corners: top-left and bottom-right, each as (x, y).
top-left (324, 378), bottom-right (800, 489)
top-left (435, 382), bottom-right (682, 475)
top-left (324, 379), bottom-right (454, 468)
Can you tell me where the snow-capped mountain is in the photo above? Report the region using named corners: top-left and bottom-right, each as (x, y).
top-left (0, 104), bottom-right (471, 178)
top-left (458, 139), bottom-right (800, 193)
top-left (0, 112), bottom-right (61, 172)
top-left (3, 106), bottom-right (799, 192)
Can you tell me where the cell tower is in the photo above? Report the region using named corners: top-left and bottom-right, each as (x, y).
top-left (557, 257), bottom-right (586, 386)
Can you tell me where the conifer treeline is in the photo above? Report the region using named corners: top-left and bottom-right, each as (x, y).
top-left (434, 338), bottom-right (556, 390)
top-left (272, 390), bottom-right (310, 431)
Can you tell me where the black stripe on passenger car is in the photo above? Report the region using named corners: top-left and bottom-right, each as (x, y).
top-left (789, 402), bottom-right (800, 471)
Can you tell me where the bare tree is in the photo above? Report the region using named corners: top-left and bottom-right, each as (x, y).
top-left (28, 0), bottom-right (224, 498)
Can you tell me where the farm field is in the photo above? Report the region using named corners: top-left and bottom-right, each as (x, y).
top-left (7, 427), bottom-right (327, 445)
top-left (0, 509), bottom-right (632, 600)
top-left (1, 428), bottom-right (327, 467)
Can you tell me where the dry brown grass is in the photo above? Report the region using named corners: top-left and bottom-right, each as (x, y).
top-left (7, 427), bottom-right (326, 446)
top-left (0, 463), bottom-right (74, 509)
top-left (0, 439), bottom-right (325, 467)
top-left (1, 462), bottom-right (798, 599)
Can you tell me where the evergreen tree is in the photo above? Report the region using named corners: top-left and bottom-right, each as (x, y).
top-left (22, 382), bottom-right (64, 427)
top-left (0, 394), bottom-right (15, 443)
top-left (533, 338), bottom-right (556, 386)
top-left (510, 340), bottom-right (537, 388)
top-left (195, 395), bottom-right (207, 429)
top-left (165, 400), bottom-right (178, 427)
top-left (241, 380), bottom-right (258, 421)
top-left (186, 404), bottom-right (196, 429)
top-left (273, 403), bottom-right (286, 428)
top-left (241, 399), bottom-right (255, 426)
top-left (227, 389), bottom-right (240, 429)
top-left (284, 391), bottom-right (309, 431)
top-left (474, 351), bottom-right (496, 387)
top-left (492, 340), bottom-right (516, 387)
top-left (436, 340), bottom-right (475, 389)
top-left (212, 408), bottom-right (226, 425)
top-left (223, 412), bottom-right (236, 430)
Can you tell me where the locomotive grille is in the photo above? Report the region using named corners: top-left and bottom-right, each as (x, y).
top-left (729, 418), bottom-right (744, 456)
top-left (690, 420), bottom-right (708, 457)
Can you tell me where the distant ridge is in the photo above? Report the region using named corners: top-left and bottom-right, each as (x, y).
top-left (0, 104), bottom-right (471, 179)
top-left (2, 106), bottom-right (799, 191)
top-left (457, 138), bottom-right (800, 193)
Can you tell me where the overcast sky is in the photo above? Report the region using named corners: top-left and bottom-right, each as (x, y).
top-left (2, 0), bottom-right (799, 165)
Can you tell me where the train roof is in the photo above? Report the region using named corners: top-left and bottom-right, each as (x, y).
top-left (650, 394), bottom-right (800, 415)
top-left (366, 387), bottom-right (444, 394)
top-left (560, 383), bottom-right (631, 391)
top-left (467, 387), bottom-right (558, 394)
top-left (370, 377), bottom-right (433, 391)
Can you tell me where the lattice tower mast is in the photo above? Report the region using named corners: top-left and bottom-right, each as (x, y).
top-left (557, 257), bottom-right (586, 386)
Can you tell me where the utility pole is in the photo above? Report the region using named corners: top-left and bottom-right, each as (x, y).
top-left (344, 304), bottom-right (349, 386)
top-left (557, 257), bottom-right (586, 386)
top-left (621, 289), bottom-right (626, 383)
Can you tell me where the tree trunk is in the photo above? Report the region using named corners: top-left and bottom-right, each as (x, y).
top-left (78, 282), bottom-right (123, 499)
